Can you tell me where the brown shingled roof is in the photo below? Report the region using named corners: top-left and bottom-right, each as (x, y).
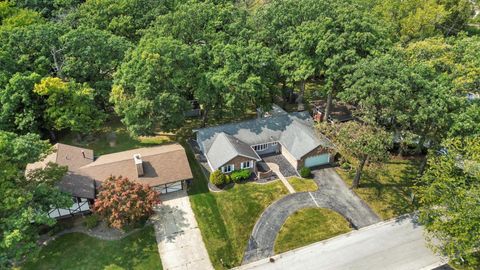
top-left (26, 143), bottom-right (95, 199)
top-left (79, 143), bottom-right (193, 186)
top-left (26, 143), bottom-right (193, 198)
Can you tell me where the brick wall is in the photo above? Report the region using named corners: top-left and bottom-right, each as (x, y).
top-left (221, 155), bottom-right (257, 174)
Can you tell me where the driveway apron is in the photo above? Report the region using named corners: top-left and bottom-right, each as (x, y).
top-left (242, 168), bottom-right (380, 264)
top-left (151, 190), bottom-right (214, 270)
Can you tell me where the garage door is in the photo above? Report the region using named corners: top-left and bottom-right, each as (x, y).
top-left (155, 181), bottom-right (183, 194)
top-left (304, 154), bottom-right (330, 168)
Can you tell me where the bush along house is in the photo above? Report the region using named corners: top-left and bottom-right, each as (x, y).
top-left (26, 143), bottom-right (193, 219)
top-left (195, 105), bottom-right (335, 179)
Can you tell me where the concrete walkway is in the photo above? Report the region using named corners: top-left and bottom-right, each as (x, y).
top-left (242, 168), bottom-right (380, 264)
top-left (151, 190), bottom-right (213, 270)
top-left (236, 216), bottom-right (447, 270)
top-left (267, 162), bottom-right (295, 194)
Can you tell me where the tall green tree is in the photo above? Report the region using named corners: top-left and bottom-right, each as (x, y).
top-left (111, 37), bottom-right (193, 135)
top-left (60, 27), bottom-right (132, 105)
top-left (66, 0), bottom-right (174, 40)
top-left (0, 131), bottom-right (71, 268)
top-left (0, 2), bottom-right (45, 29)
top-left (34, 77), bottom-right (106, 138)
top-left (255, 0), bottom-right (388, 118)
top-left (318, 122), bottom-right (391, 188)
top-left (0, 72), bottom-right (43, 134)
top-left (416, 137), bottom-right (480, 268)
top-left (0, 22), bottom-right (65, 88)
top-left (147, 0), bottom-right (266, 125)
top-left (373, 0), bottom-right (448, 42)
top-left (341, 50), bottom-right (459, 155)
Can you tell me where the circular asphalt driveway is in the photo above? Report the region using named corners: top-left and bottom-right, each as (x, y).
top-left (242, 168), bottom-right (381, 264)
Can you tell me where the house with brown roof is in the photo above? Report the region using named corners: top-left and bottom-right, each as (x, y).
top-left (26, 143), bottom-right (193, 219)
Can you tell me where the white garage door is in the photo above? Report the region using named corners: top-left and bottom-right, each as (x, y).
top-left (156, 181), bottom-right (183, 194)
top-left (304, 154), bottom-right (330, 168)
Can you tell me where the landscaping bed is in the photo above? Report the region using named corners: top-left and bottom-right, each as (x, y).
top-left (185, 144), bottom-right (288, 269)
top-left (336, 157), bottom-right (419, 220)
top-left (21, 226), bottom-right (162, 270)
top-left (288, 177), bottom-right (318, 192)
top-left (274, 208), bottom-right (351, 254)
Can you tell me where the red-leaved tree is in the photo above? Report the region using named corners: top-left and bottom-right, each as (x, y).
top-left (93, 176), bottom-right (159, 229)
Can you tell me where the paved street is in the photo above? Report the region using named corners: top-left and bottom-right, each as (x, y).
top-left (237, 216), bottom-right (446, 270)
top-left (150, 190), bottom-right (213, 270)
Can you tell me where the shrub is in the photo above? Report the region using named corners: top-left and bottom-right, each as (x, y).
top-left (84, 214), bottom-right (99, 229)
top-left (93, 176), bottom-right (159, 230)
top-left (340, 161), bottom-right (351, 170)
top-left (210, 170), bottom-right (227, 186)
top-left (230, 169), bottom-right (251, 183)
top-left (300, 167), bottom-right (311, 178)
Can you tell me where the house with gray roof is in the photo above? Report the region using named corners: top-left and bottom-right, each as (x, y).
top-left (196, 105), bottom-right (334, 176)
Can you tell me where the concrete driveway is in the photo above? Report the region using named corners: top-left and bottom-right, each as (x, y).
top-left (243, 168), bottom-right (380, 264)
top-left (236, 216), bottom-right (447, 270)
top-left (150, 190), bottom-right (213, 270)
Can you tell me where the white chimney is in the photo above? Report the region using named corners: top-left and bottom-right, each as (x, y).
top-left (133, 154), bottom-right (144, 177)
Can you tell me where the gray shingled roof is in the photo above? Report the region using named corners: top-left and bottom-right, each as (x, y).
top-left (197, 111), bottom-right (333, 170)
top-left (206, 133), bottom-right (261, 169)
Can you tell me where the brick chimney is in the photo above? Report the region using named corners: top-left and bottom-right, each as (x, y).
top-left (133, 154), bottom-right (144, 177)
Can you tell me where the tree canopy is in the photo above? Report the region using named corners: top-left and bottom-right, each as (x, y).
top-left (417, 137), bottom-right (480, 266)
top-left (0, 131), bottom-right (71, 268)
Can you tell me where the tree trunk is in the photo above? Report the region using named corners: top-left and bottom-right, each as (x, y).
top-left (416, 135), bottom-right (426, 155)
top-left (49, 129), bottom-right (57, 141)
top-left (202, 108), bottom-right (209, 127)
top-left (324, 89), bottom-right (334, 122)
top-left (418, 155), bottom-right (428, 176)
top-left (297, 80), bottom-right (305, 104)
top-left (352, 157), bottom-right (367, 189)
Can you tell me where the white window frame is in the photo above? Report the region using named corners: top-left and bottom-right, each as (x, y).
top-left (253, 143), bottom-right (271, 151)
top-left (221, 164), bottom-right (234, 173)
top-left (241, 160), bottom-right (253, 169)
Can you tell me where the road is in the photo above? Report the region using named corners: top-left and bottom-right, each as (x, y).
top-left (236, 216), bottom-right (446, 270)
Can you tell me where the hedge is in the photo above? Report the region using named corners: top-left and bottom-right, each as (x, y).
top-left (230, 169), bottom-right (251, 182)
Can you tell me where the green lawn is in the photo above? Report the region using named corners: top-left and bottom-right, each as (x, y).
top-left (288, 177), bottom-right (318, 192)
top-left (274, 208), bottom-right (351, 254)
top-left (336, 157), bottom-right (419, 220)
top-left (185, 144), bottom-right (288, 269)
top-left (60, 119), bottom-right (173, 155)
top-left (21, 226), bottom-right (161, 270)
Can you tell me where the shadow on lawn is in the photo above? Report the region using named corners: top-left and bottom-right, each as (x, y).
top-left (352, 158), bottom-right (420, 218)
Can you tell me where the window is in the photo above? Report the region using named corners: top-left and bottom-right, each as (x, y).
top-left (241, 161), bottom-right (253, 169)
top-left (253, 143), bottom-right (269, 151)
top-left (221, 164), bottom-right (234, 173)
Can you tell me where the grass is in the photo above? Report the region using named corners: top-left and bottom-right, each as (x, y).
top-left (336, 157), bottom-right (420, 220)
top-left (21, 226), bottom-right (161, 270)
top-left (288, 177), bottom-right (318, 192)
top-left (60, 119), bottom-right (173, 155)
top-left (274, 208), bottom-right (351, 254)
top-left (185, 144), bottom-right (288, 269)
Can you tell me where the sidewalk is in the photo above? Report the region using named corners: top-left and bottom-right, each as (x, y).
top-left (266, 162), bottom-right (295, 193)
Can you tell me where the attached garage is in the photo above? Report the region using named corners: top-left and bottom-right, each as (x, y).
top-left (304, 154), bottom-right (330, 168)
top-left (155, 181), bottom-right (184, 194)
